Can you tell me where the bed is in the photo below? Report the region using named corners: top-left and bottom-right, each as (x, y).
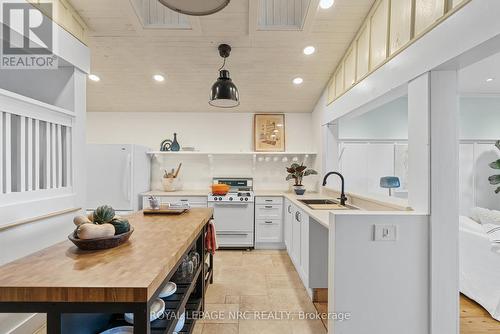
top-left (459, 215), bottom-right (500, 321)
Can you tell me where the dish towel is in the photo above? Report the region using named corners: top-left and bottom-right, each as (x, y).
top-left (205, 219), bottom-right (218, 255)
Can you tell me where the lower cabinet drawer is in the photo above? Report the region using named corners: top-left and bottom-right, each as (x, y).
top-left (255, 205), bottom-right (283, 219)
top-left (217, 231), bottom-right (254, 247)
top-left (255, 219), bottom-right (282, 243)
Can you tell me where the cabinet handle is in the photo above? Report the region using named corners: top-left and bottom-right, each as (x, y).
top-left (265, 221), bottom-right (273, 224)
top-left (295, 211), bottom-right (302, 222)
top-left (287, 205), bottom-right (292, 213)
top-left (265, 199), bottom-right (273, 202)
top-left (265, 205), bottom-right (273, 209)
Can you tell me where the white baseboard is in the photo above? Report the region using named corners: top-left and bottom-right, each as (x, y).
top-left (254, 242), bottom-right (285, 250)
top-left (8, 314), bottom-right (45, 334)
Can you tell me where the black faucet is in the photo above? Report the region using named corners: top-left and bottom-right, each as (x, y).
top-left (322, 172), bottom-right (348, 206)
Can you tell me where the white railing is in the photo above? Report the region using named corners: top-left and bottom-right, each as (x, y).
top-left (0, 88), bottom-right (74, 205)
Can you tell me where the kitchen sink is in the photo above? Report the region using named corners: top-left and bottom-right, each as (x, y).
top-left (298, 199), bottom-right (358, 210)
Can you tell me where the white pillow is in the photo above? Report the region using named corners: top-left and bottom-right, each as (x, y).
top-left (472, 207), bottom-right (500, 243)
top-left (470, 207), bottom-right (491, 223)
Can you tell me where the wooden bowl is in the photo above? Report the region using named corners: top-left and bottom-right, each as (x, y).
top-left (68, 227), bottom-right (134, 251)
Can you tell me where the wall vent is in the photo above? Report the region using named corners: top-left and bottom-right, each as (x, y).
top-left (131, 0), bottom-right (191, 29)
top-left (257, 0), bottom-right (311, 31)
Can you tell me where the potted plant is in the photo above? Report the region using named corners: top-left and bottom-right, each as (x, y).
top-left (488, 140), bottom-right (500, 194)
top-left (286, 163), bottom-right (318, 195)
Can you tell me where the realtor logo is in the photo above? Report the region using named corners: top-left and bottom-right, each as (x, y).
top-left (1, 2), bottom-right (57, 69)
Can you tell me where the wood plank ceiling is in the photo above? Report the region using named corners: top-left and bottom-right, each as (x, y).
top-left (70, 0), bottom-right (374, 113)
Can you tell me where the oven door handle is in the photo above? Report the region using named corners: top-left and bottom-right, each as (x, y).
top-left (218, 232), bottom-right (250, 236)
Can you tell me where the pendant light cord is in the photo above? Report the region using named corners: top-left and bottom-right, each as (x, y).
top-left (218, 57), bottom-right (226, 71)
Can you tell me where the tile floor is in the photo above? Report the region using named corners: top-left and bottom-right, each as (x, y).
top-left (193, 250), bottom-right (328, 334)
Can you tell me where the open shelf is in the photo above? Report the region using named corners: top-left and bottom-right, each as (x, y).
top-left (147, 151), bottom-right (317, 156)
top-left (103, 262), bottom-right (203, 334)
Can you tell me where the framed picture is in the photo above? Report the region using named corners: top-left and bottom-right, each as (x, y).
top-left (254, 114), bottom-right (285, 152)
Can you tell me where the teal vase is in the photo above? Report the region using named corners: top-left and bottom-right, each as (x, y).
top-left (171, 133), bottom-right (180, 151)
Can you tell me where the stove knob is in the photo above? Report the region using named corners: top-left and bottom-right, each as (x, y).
top-left (229, 197), bottom-right (233, 201)
top-left (219, 197), bottom-right (223, 201)
top-left (240, 197), bottom-right (244, 201)
top-left (214, 196), bottom-right (218, 201)
top-left (245, 197), bottom-right (249, 201)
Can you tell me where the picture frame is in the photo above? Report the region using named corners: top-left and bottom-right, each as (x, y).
top-left (253, 114), bottom-right (285, 152)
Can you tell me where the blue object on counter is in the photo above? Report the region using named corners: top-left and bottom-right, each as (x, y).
top-left (380, 176), bottom-right (400, 196)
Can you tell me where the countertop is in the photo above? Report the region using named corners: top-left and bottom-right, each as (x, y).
top-left (140, 189), bottom-right (413, 229)
top-left (0, 208), bottom-right (213, 303)
top-left (141, 189), bottom-right (346, 229)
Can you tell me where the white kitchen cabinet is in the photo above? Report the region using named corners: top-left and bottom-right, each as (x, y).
top-left (284, 199), bottom-right (293, 251)
top-left (286, 202), bottom-right (328, 295)
top-left (291, 205), bottom-right (302, 267)
top-left (414, 0), bottom-right (445, 36)
top-left (255, 196), bottom-right (284, 249)
top-left (369, 0), bottom-right (389, 71)
top-left (256, 219), bottom-right (282, 243)
top-left (390, 0), bottom-right (412, 55)
top-left (255, 197), bottom-right (283, 205)
top-left (356, 23), bottom-right (370, 81)
top-left (255, 204), bottom-right (283, 220)
top-left (297, 208), bottom-right (309, 286)
top-left (344, 46), bottom-right (357, 89)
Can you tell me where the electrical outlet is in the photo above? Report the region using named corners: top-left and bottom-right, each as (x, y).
top-left (373, 224), bottom-right (398, 241)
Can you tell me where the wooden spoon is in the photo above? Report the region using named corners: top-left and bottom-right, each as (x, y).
top-left (174, 163), bottom-right (182, 178)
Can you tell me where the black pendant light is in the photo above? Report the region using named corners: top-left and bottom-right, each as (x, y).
top-left (209, 44), bottom-right (240, 108)
top-left (158, 0), bottom-right (230, 16)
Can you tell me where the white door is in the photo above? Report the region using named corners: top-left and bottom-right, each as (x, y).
top-left (86, 144), bottom-right (133, 211)
top-left (299, 211), bottom-right (309, 286)
top-left (291, 206), bottom-right (301, 267)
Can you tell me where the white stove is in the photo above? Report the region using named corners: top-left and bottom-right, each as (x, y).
top-left (208, 191), bottom-right (254, 203)
top-left (208, 178), bottom-right (255, 248)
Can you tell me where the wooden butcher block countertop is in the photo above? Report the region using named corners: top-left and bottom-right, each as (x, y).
top-left (0, 208), bottom-right (213, 303)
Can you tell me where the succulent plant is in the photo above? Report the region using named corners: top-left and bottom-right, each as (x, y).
top-left (286, 163), bottom-right (317, 186)
top-left (93, 205), bottom-right (116, 224)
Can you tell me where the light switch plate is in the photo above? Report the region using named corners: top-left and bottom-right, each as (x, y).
top-left (373, 224), bottom-right (398, 241)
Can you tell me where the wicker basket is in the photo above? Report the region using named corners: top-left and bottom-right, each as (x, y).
top-left (68, 227), bottom-right (134, 251)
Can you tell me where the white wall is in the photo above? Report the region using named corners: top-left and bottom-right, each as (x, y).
top-left (459, 97), bottom-right (500, 215)
top-left (329, 212), bottom-right (429, 334)
top-left (0, 11), bottom-right (89, 330)
top-left (338, 97), bottom-right (408, 140)
top-left (460, 97), bottom-right (500, 140)
top-left (88, 112), bottom-right (319, 192)
top-left (87, 112), bottom-right (313, 152)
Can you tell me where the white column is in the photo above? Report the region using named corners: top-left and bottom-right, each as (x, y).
top-left (430, 71), bottom-right (459, 334)
top-left (408, 70), bottom-right (459, 334)
top-left (408, 73), bottom-right (430, 213)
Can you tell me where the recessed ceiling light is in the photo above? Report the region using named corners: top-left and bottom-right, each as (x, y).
top-left (319, 0), bottom-right (334, 9)
top-left (88, 74), bottom-right (100, 82)
top-left (153, 74), bottom-right (165, 82)
top-left (303, 46), bottom-right (315, 55)
top-left (486, 78), bottom-right (495, 82)
top-left (293, 77), bottom-right (303, 85)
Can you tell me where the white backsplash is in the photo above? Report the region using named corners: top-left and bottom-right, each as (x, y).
top-left (151, 155), bottom-right (319, 192)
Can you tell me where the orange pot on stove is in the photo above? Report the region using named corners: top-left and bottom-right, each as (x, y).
top-left (212, 184), bottom-right (230, 195)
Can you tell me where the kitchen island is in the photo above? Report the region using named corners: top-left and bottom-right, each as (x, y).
top-left (0, 208), bottom-right (214, 334)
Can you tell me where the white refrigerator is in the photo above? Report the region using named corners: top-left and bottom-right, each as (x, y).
top-left (86, 144), bottom-right (150, 213)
